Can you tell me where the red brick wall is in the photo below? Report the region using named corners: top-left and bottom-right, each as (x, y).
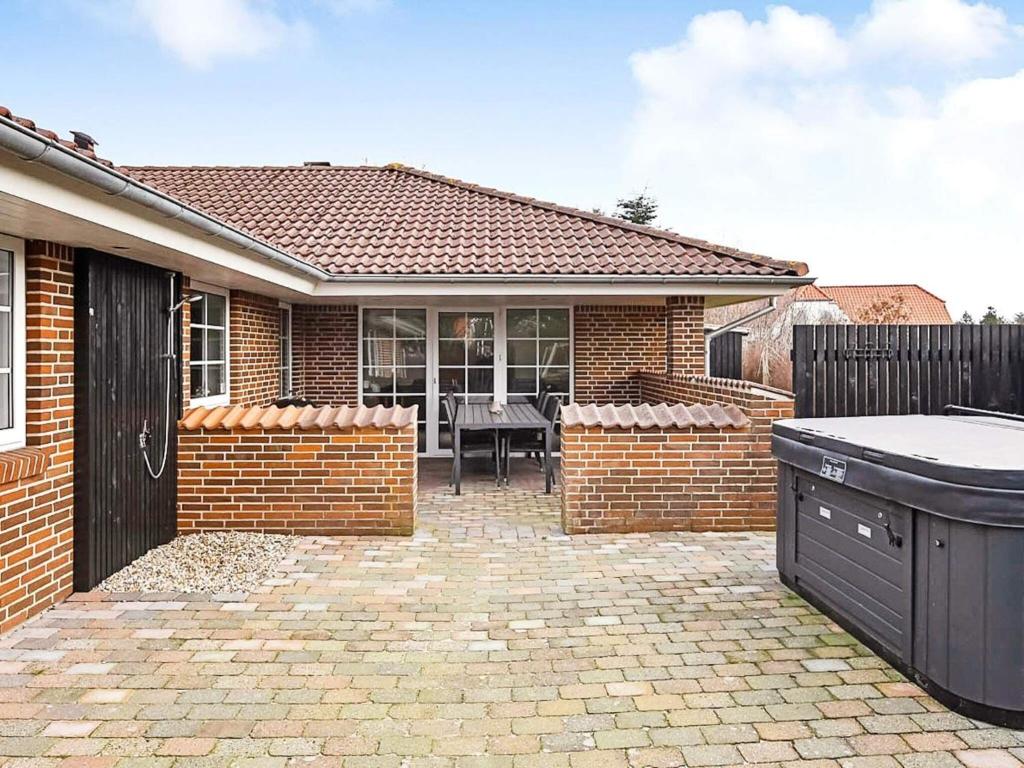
top-left (178, 423), bottom-right (417, 535)
top-left (293, 305), bottom-right (358, 405)
top-left (229, 290), bottom-right (281, 407)
top-left (0, 241), bottom-right (75, 633)
top-left (573, 305), bottom-right (667, 402)
top-left (666, 296), bottom-right (706, 376)
top-left (560, 371), bottom-right (794, 534)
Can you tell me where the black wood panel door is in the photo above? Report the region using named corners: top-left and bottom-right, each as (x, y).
top-left (74, 250), bottom-right (180, 590)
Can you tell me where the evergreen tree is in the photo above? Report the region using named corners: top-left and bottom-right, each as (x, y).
top-left (980, 306), bottom-right (1005, 325)
top-left (614, 193), bottom-right (658, 225)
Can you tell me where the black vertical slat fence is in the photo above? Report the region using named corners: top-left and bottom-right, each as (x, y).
top-left (792, 324), bottom-right (1024, 419)
top-left (708, 331), bottom-right (743, 380)
top-left (74, 250), bottom-right (180, 591)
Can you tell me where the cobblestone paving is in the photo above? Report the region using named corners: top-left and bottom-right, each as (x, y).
top-left (2, 482), bottom-right (1024, 766)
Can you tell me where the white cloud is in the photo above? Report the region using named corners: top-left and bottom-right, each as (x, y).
top-left (857, 0), bottom-right (1011, 63)
top-left (131, 0), bottom-right (310, 68)
top-left (626, 0), bottom-right (1024, 315)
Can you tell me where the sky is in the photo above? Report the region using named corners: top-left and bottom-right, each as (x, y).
top-left (3, 0), bottom-right (1024, 317)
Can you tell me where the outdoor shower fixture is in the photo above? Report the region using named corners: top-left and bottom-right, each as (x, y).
top-left (139, 277), bottom-right (202, 480)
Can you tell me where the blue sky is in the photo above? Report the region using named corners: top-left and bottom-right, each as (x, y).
top-left (4, 0), bottom-right (1024, 315)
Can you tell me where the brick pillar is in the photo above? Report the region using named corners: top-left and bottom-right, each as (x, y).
top-left (0, 241), bottom-right (76, 632)
top-left (665, 296), bottom-right (705, 376)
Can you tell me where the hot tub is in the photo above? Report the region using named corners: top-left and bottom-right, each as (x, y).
top-left (773, 412), bottom-right (1024, 727)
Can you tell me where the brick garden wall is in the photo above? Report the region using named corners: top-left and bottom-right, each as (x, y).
top-left (560, 371), bottom-right (794, 534)
top-left (293, 305), bottom-right (358, 405)
top-left (178, 411), bottom-right (417, 536)
top-left (573, 305), bottom-right (667, 402)
top-left (0, 241), bottom-right (75, 633)
top-left (229, 290), bottom-right (281, 407)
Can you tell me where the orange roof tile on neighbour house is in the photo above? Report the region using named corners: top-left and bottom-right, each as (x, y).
top-left (814, 284), bottom-right (952, 324)
top-left (180, 403), bottom-right (418, 431)
top-left (122, 164), bottom-right (808, 278)
top-left (561, 402), bottom-right (750, 430)
top-left (794, 284), bottom-right (833, 302)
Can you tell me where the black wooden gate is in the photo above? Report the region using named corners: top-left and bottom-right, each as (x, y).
top-left (792, 324), bottom-right (1024, 419)
top-left (708, 331), bottom-right (743, 380)
top-left (74, 250), bottom-right (180, 590)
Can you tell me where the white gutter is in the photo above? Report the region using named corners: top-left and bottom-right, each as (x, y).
top-left (0, 114), bottom-right (812, 289)
top-left (705, 297), bottom-right (777, 374)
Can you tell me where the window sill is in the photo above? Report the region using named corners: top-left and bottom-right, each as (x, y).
top-left (0, 447), bottom-right (50, 487)
top-left (189, 395), bottom-right (230, 409)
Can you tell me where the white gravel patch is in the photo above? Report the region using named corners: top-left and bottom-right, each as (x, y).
top-left (98, 532), bottom-right (298, 594)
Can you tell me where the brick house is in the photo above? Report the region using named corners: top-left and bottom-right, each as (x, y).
top-left (0, 106), bottom-right (810, 632)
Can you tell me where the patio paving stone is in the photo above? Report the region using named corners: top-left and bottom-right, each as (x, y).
top-left (1, 479), bottom-right (1023, 766)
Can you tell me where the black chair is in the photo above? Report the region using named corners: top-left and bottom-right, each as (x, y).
top-left (502, 395), bottom-right (561, 488)
top-left (442, 392), bottom-right (501, 487)
top-left (524, 388), bottom-right (552, 463)
top-left (437, 390), bottom-right (460, 451)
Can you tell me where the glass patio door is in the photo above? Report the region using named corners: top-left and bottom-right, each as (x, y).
top-left (432, 310), bottom-right (498, 454)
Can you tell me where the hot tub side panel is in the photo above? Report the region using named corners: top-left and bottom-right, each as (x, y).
top-left (913, 516), bottom-right (1024, 714)
top-left (782, 468), bottom-right (913, 661)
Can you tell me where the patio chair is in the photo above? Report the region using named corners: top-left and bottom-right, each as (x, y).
top-left (442, 392), bottom-right (501, 487)
top-left (524, 387), bottom-right (552, 464)
top-left (502, 395), bottom-right (561, 488)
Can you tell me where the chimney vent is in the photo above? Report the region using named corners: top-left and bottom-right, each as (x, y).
top-left (303, 161), bottom-right (331, 167)
top-left (70, 131), bottom-right (98, 151)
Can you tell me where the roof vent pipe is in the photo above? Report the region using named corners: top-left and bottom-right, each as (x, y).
top-left (70, 131), bottom-right (98, 151)
top-left (704, 296), bottom-right (777, 376)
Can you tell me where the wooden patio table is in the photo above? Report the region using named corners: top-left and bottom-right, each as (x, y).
top-left (453, 402), bottom-right (553, 495)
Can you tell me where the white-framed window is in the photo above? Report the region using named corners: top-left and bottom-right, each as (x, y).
top-left (505, 308), bottom-right (571, 402)
top-left (279, 302), bottom-right (292, 397)
top-left (0, 235), bottom-right (25, 452)
top-left (189, 285), bottom-right (230, 407)
top-left (360, 308), bottom-right (427, 452)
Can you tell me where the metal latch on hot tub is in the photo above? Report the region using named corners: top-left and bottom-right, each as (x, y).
top-left (881, 514), bottom-right (903, 548)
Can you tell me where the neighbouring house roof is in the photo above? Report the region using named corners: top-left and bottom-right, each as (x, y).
top-left (809, 284), bottom-right (952, 324)
top-left (121, 164), bottom-right (809, 278)
top-left (180, 403), bottom-right (418, 431)
top-left (560, 402), bottom-right (750, 430)
top-left (793, 284), bottom-right (833, 302)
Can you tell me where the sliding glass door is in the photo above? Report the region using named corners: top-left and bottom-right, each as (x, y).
top-left (360, 305), bottom-right (572, 455)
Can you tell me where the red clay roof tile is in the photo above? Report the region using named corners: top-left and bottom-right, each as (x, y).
top-left (561, 402), bottom-right (750, 430)
top-left (2, 104), bottom-right (807, 280)
top-left (122, 164), bottom-right (808, 279)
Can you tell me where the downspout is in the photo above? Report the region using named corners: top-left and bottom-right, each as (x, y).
top-left (705, 297), bottom-right (777, 375)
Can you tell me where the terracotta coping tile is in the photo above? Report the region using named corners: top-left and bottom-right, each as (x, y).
top-left (180, 403), bottom-right (418, 431)
top-left (561, 402), bottom-right (750, 430)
